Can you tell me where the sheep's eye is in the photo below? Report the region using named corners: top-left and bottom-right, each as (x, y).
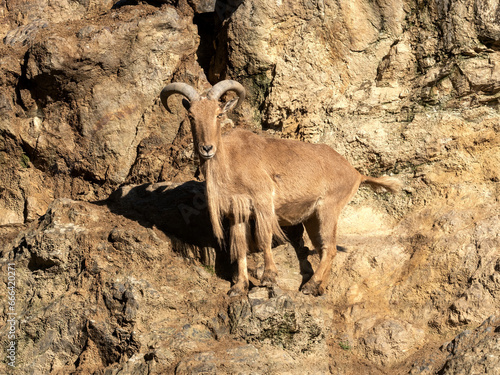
top-left (217, 113), bottom-right (224, 119)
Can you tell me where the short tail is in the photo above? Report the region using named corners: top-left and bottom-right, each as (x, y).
top-left (361, 175), bottom-right (402, 194)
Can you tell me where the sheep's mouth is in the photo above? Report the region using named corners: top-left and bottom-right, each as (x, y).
top-left (199, 145), bottom-right (216, 160)
top-left (200, 152), bottom-right (215, 160)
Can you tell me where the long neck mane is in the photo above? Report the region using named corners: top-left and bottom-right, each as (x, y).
top-left (202, 145), bottom-right (231, 242)
top-left (201, 138), bottom-right (286, 254)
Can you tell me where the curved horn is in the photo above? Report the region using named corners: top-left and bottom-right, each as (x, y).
top-left (160, 83), bottom-right (200, 111)
top-left (207, 80), bottom-right (246, 109)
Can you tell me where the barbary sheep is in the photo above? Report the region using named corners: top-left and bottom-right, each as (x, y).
top-left (161, 80), bottom-right (401, 296)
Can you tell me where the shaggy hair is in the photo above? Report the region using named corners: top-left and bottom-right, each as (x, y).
top-left (203, 140), bottom-right (287, 262)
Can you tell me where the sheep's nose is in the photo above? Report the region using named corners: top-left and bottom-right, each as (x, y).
top-left (201, 145), bottom-right (213, 153)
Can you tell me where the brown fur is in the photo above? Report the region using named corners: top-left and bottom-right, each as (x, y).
top-left (170, 91), bottom-right (402, 297)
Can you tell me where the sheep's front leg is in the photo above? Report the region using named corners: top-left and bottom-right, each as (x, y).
top-left (228, 221), bottom-right (250, 297)
top-left (259, 230), bottom-right (278, 287)
top-left (254, 205), bottom-right (280, 286)
top-left (261, 250), bottom-right (278, 286)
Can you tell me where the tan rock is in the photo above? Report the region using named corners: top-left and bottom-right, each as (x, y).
top-left (0, 0), bottom-right (499, 373)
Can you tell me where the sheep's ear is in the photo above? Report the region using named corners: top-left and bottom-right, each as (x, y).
top-left (182, 98), bottom-right (191, 110)
top-left (221, 98), bottom-right (238, 113)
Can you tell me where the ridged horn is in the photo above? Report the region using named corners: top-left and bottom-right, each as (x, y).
top-left (207, 80), bottom-right (246, 109)
top-left (160, 83), bottom-right (200, 111)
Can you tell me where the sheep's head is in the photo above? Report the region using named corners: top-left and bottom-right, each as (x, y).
top-left (161, 80), bottom-right (245, 160)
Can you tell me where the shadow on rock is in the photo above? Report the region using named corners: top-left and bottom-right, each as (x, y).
top-left (102, 180), bottom-right (233, 279)
top-left (102, 180), bottom-right (315, 289)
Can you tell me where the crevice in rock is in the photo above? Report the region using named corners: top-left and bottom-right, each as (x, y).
top-left (27, 253), bottom-right (57, 272)
top-left (193, 12), bottom-right (217, 83)
top-left (192, 1), bottom-right (245, 84)
top-left (478, 36), bottom-right (500, 51)
top-left (112, 0), bottom-right (165, 9)
top-left (14, 51), bottom-right (31, 113)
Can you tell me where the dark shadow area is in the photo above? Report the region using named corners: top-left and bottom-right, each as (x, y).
top-left (478, 36), bottom-right (500, 51)
top-left (112, 0), bottom-right (136, 8)
top-left (214, 0), bottom-right (244, 20)
top-left (193, 12), bottom-right (217, 81)
top-left (102, 180), bottom-right (232, 280)
top-left (282, 225), bottom-right (348, 290)
top-left (112, 0), bottom-right (165, 9)
top-left (282, 224), bottom-right (314, 289)
top-left (193, 0), bottom-right (244, 83)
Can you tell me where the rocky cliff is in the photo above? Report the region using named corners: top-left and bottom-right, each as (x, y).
top-left (1, 0), bottom-right (499, 374)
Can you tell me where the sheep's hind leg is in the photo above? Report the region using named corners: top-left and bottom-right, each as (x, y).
top-left (301, 213), bottom-right (338, 296)
top-left (228, 221), bottom-right (250, 297)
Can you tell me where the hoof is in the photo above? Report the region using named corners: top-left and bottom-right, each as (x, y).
top-left (261, 270), bottom-right (278, 287)
top-left (228, 282), bottom-right (249, 297)
top-left (301, 279), bottom-right (323, 296)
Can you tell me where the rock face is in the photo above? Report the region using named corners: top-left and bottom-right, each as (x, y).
top-left (1, 0), bottom-right (499, 374)
top-left (0, 1), bottom-right (201, 225)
